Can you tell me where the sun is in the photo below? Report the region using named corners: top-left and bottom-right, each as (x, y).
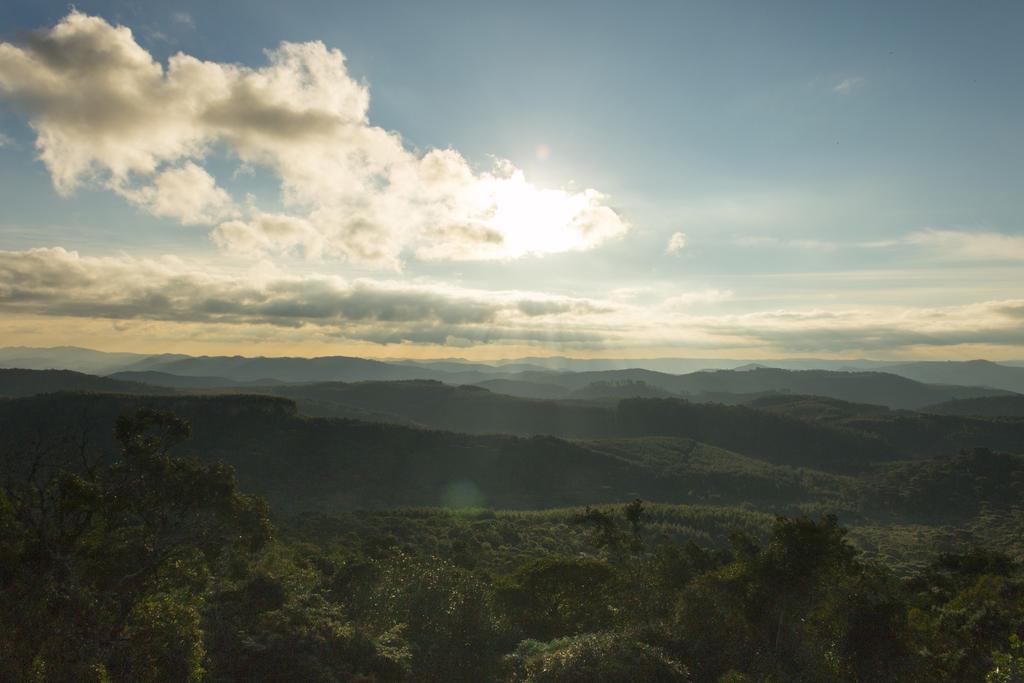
top-left (484, 170), bottom-right (624, 258)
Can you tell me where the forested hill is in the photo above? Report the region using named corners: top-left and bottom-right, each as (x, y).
top-left (250, 381), bottom-right (1024, 461)
top-left (3, 392), bottom-right (1024, 527)
top-left (925, 394), bottom-right (1024, 417)
top-left (452, 367), bottom-right (1015, 408)
top-left (0, 392), bottom-right (836, 514)
top-left (667, 367), bottom-right (1015, 408)
top-left (0, 368), bottom-right (164, 397)
top-left (3, 369), bottom-right (1024, 465)
top-left (883, 359), bottom-right (1024, 393)
top-left (107, 370), bottom-right (284, 388)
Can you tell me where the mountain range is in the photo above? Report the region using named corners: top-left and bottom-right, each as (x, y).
top-left (3, 346), bottom-right (1024, 408)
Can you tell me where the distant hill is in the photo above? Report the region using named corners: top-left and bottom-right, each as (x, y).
top-left (473, 378), bottom-right (570, 399)
top-left (0, 392), bottom-right (842, 513)
top-left (267, 382), bottom-right (1024, 468)
top-left (744, 393), bottom-right (893, 421)
top-left (115, 354), bottom-right (444, 383)
top-left (107, 370), bottom-right (282, 388)
top-left (504, 367), bottom-right (1011, 409)
top-left (487, 356), bottom-right (902, 373)
top-left (0, 368), bottom-right (162, 397)
top-left (0, 346), bottom-right (167, 375)
top-left (669, 368), bottom-right (1012, 409)
top-left (261, 381), bottom-right (889, 470)
top-left (512, 368), bottom-right (681, 392)
top-left (569, 380), bottom-right (677, 400)
top-left (923, 395), bottom-right (1024, 418)
top-left (881, 360), bottom-right (1024, 393)
top-left (5, 369), bottom-right (1020, 467)
top-left (739, 392), bottom-right (1024, 458)
top-left (264, 380), bottom-right (613, 436)
top-left (3, 347), bottom-right (1019, 404)
top-left (614, 398), bottom-right (891, 471)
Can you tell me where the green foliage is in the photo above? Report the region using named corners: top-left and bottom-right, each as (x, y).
top-left (494, 557), bottom-right (617, 640)
top-left (663, 516), bottom-right (919, 682)
top-left (617, 398), bottom-right (891, 471)
top-left (928, 395), bottom-right (1024, 418)
top-left (366, 553), bottom-right (501, 681)
top-left (866, 448), bottom-right (1024, 523)
top-left (111, 592), bottom-right (206, 682)
top-left (988, 635), bottom-right (1024, 683)
top-left (505, 632), bottom-right (690, 682)
top-left (0, 411), bottom-right (399, 683)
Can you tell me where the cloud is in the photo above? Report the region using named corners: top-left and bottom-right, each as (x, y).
top-left (662, 289), bottom-right (734, 308)
top-left (118, 162), bottom-right (237, 224)
top-left (665, 231), bottom-right (687, 255)
top-left (0, 133), bottom-right (11, 147)
top-left (732, 229), bottom-right (1024, 262)
top-left (171, 12), bottom-right (195, 29)
top-left (732, 236), bottom-right (839, 251)
top-left (902, 229), bottom-right (1024, 261)
top-left (697, 301), bottom-right (1024, 352)
top-left (0, 12), bottom-right (628, 266)
top-left (4, 247), bottom-right (1021, 355)
top-left (833, 76), bottom-right (865, 95)
top-left (0, 247), bottom-right (614, 346)
top-left (213, 213), bottom-right (326, 259)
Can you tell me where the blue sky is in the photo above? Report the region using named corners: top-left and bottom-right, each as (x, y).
top-left (0, 1), bottom-right (1022, 359)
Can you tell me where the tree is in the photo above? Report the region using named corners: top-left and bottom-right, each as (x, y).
top-left (988, 635), bottom-right (1024, 683)
top-left (505, 631), bottom-right (690, 682)
top-left (494, 557), bottom-right (617, 640)
top-left (0, 409), bottom-right (271, 681)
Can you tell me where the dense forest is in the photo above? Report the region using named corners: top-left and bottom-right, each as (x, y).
top-left (2, 369), bottom-right (1024, 680)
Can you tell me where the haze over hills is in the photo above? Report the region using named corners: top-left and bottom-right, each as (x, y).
top-left (7, 345), bottom-right (1023, 379)
top-left (463, 366), bottom-right (1015, 409)
top-left (880, 360), bottom-right (1024, 393)
top-left (107, 370), bottom-right (285, 388)
top-left (2, 346), bottom-right (1021, 410)
top-left (0, 346), bottom-right (168, 375)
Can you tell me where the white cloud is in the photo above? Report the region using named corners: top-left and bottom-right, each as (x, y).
top-left (732, 229), bottom-right (1024, 262)
top-left (733, 236), bottom-right (838, 251)
top-left (662, 289), bottom-right (733, 307)
top-left (118, 162), bottom-right (237, 224)
top-left (665, 231), bottom-right (687, 255)
top-left (700, 300), bottom-right (1024, 351)
top-left (0, 132), bottom-right (11, 147)
top-left (833, 76), bottom-right (865, 95)
top-left (213, 212), bottom-right (325, 259)
top-left (902, 229), bottom-right (1024, 261)
top-left (0, 12), bottom-right (629, 266)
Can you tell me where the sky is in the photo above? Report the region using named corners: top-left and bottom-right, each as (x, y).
top-left (0, 1), bottom-right (1022, 360)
